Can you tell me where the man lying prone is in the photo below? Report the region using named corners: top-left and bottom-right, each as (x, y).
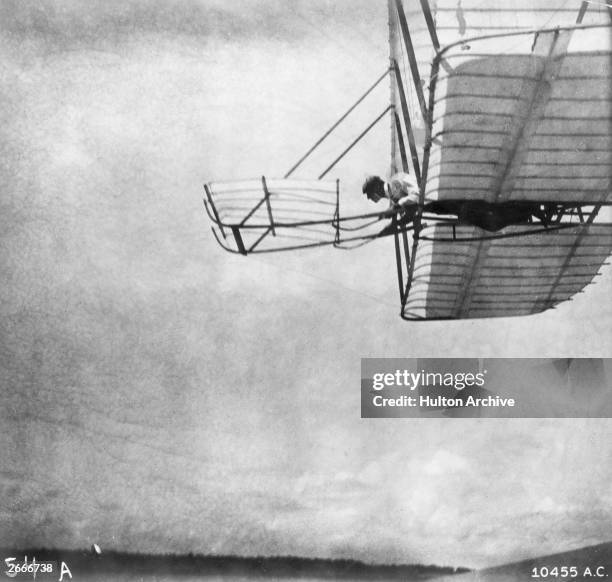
top-left (362, 173), bottom-right (553, 235)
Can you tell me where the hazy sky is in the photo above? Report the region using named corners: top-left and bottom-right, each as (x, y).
top-left (1, 0), bottom-right (611, 570)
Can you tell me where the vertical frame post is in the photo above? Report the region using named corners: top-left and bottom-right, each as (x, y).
top-left (392, 215), bottom-right (405, 304)
top-left (261, 176), bottom-right (276, 236)
top-left (393, 0), bottom-right (428, 121)
top-left (392, 62), bottom-right (422, 185)
top-left (204, 183), bottom-right (226, 239)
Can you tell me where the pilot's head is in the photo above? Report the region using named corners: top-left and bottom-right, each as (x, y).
top-left (362, 175), bottom-right (386, 203)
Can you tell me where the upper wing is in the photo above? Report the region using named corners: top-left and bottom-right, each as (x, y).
top-left (424, 26), bottom-right (611, 206)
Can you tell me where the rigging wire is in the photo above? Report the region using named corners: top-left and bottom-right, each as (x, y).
top-left (268, 5), bottom-right (392, 181)
top-left (318, 105), bottom-right (393, 179)
top-left (284, 68), bottom-right (391, 178)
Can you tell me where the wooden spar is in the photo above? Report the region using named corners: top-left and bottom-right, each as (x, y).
top-left (389, 0), bottom-right (398, 176)
top-left (394, 112), bottom-right (409, 174)
top-left (261, 176), bottom-right (276, 236)
top-left (393, 0), bottom-right (427, 121)
top-left (284, 68), bottom-right (390, 179)
top-left (392, 62), bottom-right (422, 185)
top-left (318, 106), bottom-right (392, 179)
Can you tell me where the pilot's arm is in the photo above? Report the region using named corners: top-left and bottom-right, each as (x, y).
top-left (379, 202), bottom-right (418, 222)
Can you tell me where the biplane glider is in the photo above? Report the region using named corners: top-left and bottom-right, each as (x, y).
top-left (203, 0), bottom-right (612, 321)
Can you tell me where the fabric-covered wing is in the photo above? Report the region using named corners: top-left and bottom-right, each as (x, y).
top-left (425, 26), bottom-right (611, 205)
top-left (403, 224), bottom-right (612, 319)
top-left (389, 0), bottom-right (610, 168)
top-left (398, 24), bottom-right (612, 320)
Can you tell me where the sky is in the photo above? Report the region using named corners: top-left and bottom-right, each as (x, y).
top-left (0, 0), bottom-right (611, 570)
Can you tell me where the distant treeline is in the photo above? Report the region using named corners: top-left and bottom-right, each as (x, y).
top-left (0, 547), bottom-right (470, 579)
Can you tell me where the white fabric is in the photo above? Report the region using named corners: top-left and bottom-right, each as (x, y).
top-left (387, 172), bottom-right (420, 206)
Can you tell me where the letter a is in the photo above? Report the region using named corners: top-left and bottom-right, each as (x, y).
top-left (58, 561), bottom-right (72, 581)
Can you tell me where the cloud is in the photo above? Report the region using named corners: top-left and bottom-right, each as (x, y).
top-left (0, 0), bottom-right (380, 49)
top-left (423, 449), bottom-right (470, 476)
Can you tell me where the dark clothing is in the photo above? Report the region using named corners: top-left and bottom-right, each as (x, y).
top-left (425, 200), bottom-right (546, 232)
top-left (380, 200), bottom-right (550, 235)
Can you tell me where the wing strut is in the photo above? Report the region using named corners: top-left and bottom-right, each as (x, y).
top-left (392, 61), bottom-right (422, 185)
top-left (318, 105), bottom-right (392, 179)
top-left (284, 68), bottom-right (391, 178)
top-left (393, 0), bottom-right (428, 121)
